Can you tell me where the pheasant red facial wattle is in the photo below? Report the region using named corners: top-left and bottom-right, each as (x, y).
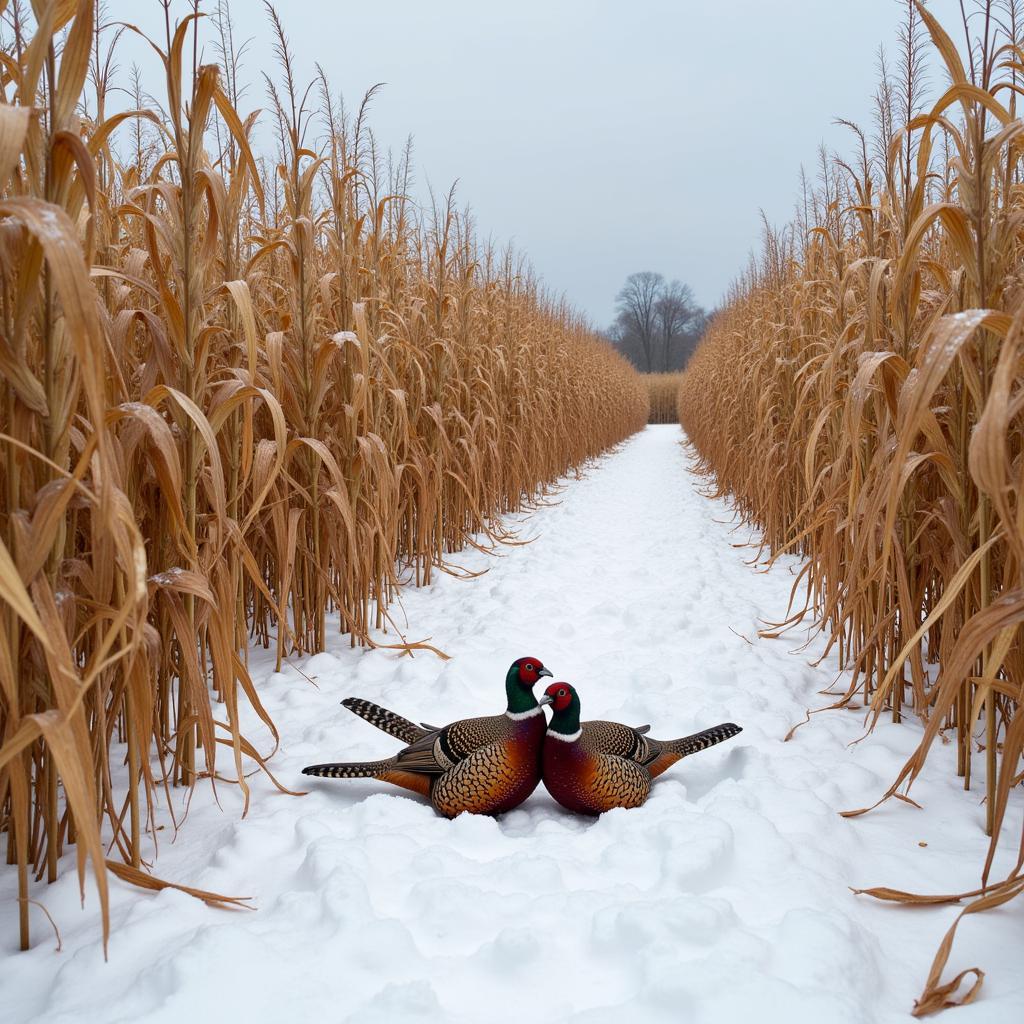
top-left (301, 657), bottom-right (553, 817)
top-left (546, 684), bottom-right (575, 713)
top-left (511, 656), bottom-right (547, 688)
top-left (539, 682), bottom-right (742, 815)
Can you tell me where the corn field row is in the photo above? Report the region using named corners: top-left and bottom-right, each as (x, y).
top-left (644, 372), bottom-right (682, 424)
top-left (678, 2), bottom-right (1023, 1012)
top-left (0, 0), bottom-right (647, 952)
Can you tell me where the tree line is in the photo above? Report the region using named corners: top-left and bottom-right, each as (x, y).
top-left (608, 271), bottom-right (708, 373)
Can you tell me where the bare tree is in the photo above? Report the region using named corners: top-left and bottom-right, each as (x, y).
top-left (614, 271), bottom-right (663, 371)
top-left (654, 280), bottom-right (700, 371)
top-left (610, 272), bottom-right (706, 372)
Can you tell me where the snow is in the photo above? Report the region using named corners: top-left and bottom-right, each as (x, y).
top-left (3, 424), bottom-right (1023, 1023)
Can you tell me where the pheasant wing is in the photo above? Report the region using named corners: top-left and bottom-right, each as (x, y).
top-left (392, 713), bottom-right (510, 774)
top-left (390, 729), bottom-right (451, 774)
top-left (582, 720), bottom-right (653, 764)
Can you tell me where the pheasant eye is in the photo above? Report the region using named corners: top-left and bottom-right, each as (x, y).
top-left (558, 689), bottom-right (566, 697)
top-left (524, 663), bottom-right (534, 672)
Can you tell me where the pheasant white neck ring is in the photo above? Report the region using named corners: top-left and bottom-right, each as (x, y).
top-left (506, 706), bottom-right (543, 722)
top-left (546, 726), bottom-right (582, 742)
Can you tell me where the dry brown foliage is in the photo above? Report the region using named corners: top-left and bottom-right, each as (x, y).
top-left (644, 372), bottom-right (683, 424)
top-left (679, 2), bottom-right (1023, 1012)
top-left (0, 1), bottom-right (647, 952)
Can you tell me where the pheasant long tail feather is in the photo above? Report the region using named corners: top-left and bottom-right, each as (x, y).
top-left (301, 757), bottom-right (395, 779)
top-left (341, 697), bottom-right (431, 744)
top-left (667, 722), bottom-right (742, 757)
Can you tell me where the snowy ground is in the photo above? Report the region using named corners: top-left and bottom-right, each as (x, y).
top-left (2, 424), bottom-right (1023, 1023)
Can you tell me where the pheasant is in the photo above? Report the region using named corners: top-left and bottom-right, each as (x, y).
top-left (539, 682), bottom-right (741, 814)
top-left (302, 657), bottom-right (553, 817)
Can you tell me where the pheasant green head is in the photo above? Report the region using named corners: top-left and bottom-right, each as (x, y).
top-left (540, 682), bottom-right (581, 737)
top-left (505, 657), bottom-right (552, 715)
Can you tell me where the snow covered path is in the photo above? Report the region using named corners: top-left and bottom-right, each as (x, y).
top-left (3, 425), bottom-right (1023, 1023)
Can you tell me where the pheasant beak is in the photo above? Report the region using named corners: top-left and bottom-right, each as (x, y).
top-left (538, 667), bottom-right (553, 680)
top-left (538, 693), bottom-right (554, 706)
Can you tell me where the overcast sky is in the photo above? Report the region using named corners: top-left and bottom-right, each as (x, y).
top-left (112, 0), bottom-right (961, 327)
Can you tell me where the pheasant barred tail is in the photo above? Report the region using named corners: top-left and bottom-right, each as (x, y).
top-left (668, 723), bottom-right (742, 758)
top-left (301, 758), bottom-right (394, 779)
top-left (342, 697), bottom-right (430, 745)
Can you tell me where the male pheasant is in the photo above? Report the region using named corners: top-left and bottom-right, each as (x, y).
top-left (302, 657), bottom-right (553, 817)
top-left (539, 682), bottom-right (741, 814)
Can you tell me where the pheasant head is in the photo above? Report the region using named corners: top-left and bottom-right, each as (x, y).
top-left (539, 682), bottom-right (581, 738)
top-left (505, 657), bottom-right (552, 716)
